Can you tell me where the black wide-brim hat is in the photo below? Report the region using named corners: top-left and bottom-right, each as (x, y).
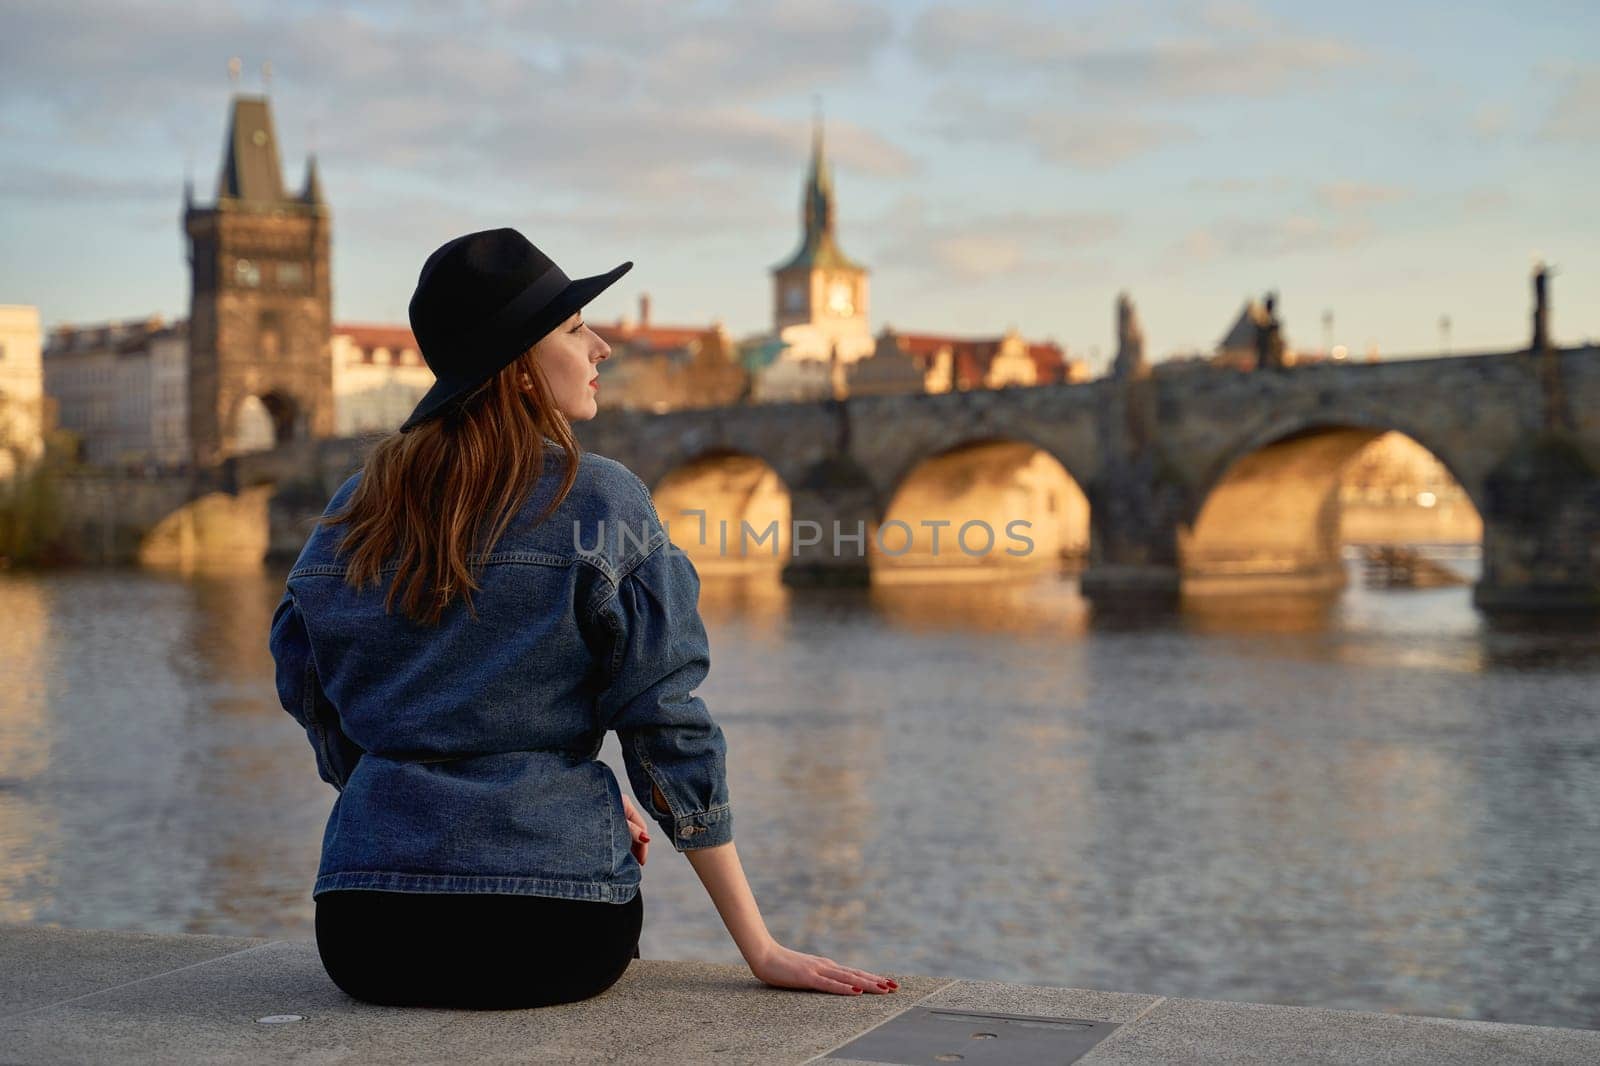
top-left (400, 227), bottom-right (631, 431)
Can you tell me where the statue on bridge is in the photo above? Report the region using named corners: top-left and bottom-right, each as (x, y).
top-left (1529, 259), bottom-right (1571, 431)
top-left (1531, 259), bottom-right (1552, 355)
top-left (1256, 291), bottom-right (1286, 371)
top-left (1112, 292), bottom-right (1148, 380)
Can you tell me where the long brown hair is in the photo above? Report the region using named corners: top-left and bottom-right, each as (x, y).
top-left (322, 347), bottom-right (581, 625)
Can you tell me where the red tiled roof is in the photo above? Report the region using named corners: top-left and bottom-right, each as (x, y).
top-left (334, 323), bottom-right (418, 351)
top-left (1027, 342), bottom-right (1067, 383)
top-left (332, 321), bottom-right (717, 357)
top-left (890, 331), bottom-right (1068, 386)
top-left (593, 322), bottom-right (713, 352)
top-left (894, 332), bottom-right (996, 360)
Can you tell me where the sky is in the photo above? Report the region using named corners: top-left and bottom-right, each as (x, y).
top-left (2, 0), bottom-right (1597, 374)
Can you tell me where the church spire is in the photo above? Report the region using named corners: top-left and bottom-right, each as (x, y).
top-left (805, 106), bottom-right (833, 236)
top-left (773, 106), bottom-right (862, 274)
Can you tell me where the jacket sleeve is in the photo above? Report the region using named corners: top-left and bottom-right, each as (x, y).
top-left (269, 588), bottom-right (365, 792)
top-left (588, 541), bottom-right (733, 851)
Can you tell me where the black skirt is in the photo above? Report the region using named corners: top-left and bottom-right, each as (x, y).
top-left (314, 887), bottom-right (644, 1009)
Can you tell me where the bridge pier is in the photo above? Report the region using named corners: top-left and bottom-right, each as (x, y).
top-left (780, 456), bottom-right (877, 587)
top-left (1076, 375), bottom-right (1185, 608)
top-left (1079, 562), bottom-right (1183, 605)
top-left (1473, 432), bottom-right (1600, 612)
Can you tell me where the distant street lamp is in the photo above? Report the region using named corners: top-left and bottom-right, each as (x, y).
top-left (1439, 314), bottom-right (1452, 355)
top-left (1322, 309), bottom-right (1333, 356)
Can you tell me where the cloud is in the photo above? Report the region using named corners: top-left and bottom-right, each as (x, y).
top-left (1314, 181), bottom-right (1410, 211)
top-left (1188, 175), bottom-right (1294, 195)
top-left (908, 1), bottom-right (1366, 101)
top-left (1461, 185), bottom-right (1511, 213)
top-left (907, 2), bottom-right (1363, 175)
top-left (1021, 112), bottom-right (1194, 169)
top-left (1536, 62), bottom-right (1600, 143)
top-left (1174, 228), bottom-right (1222, 261)
top-left (515, 0), bottom-right (899, 105)
top-left (0, 0), bottom-right (916, 251)
top-left (1170, 174), bottom-right (1403, 263)
top-left (872, 197), bottom-right (1124, 283)
top-left (907, 5), bottom-right (1079, 69)
top-left (1173, 213), bottom-right (1373, 261)
top-left (1073, 37), bottom-right (1363, 101)
top-left (923, 88), bottom-right (1191, 170)
top-left (1472, 103), bottom-right (1512, 139)
top-left (0, 165), bottom-right (176, 204)
top-left (1193, 1), bottom-right (1276, 35)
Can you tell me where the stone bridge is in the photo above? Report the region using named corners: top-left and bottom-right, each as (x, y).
top-left (223, 344), bottom-right (1600, 611)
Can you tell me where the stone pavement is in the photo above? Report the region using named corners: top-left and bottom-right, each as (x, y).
top-left (2, 923), bottom-right (1596, 1064)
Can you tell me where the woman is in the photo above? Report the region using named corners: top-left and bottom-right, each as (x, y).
top-left (269, 228), bottom-right (898, 1009)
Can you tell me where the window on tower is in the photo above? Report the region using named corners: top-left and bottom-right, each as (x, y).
top-left (785, 283), bottom-right (805, 312)
top-left (827, 280), bottom-right (854, 316)
top-left (235, 258), bottom-right (261, 287)
top-left (277, 262), bottom-right (304, 287)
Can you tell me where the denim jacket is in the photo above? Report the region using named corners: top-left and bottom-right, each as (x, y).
top-left (268, 445), bottom-right (732, 903)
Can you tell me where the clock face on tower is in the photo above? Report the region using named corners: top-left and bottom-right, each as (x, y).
top-left (826, 280), bottom-right (854, 316)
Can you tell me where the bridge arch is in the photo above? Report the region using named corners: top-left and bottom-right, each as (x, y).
top-left (878, 436), bottom-right (1090, 579)
top-left (231, 390), bottom-right (301, 455)
top-left (1190, 411), bottom-right (1487, 525)
top-left (643, 447), bottom-right (793, 574)
top-left (1182, 415), bottom-right (1483, 593)
top-left (876, 424), bottom-right (1096, 524)
top-left (137, 485), bottom-right (274, 571)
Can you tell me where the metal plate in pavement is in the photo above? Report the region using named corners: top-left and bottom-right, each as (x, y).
top-left (823, 1006), bottom-right (1120, 1065)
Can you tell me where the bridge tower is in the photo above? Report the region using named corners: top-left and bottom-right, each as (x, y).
top-left (184, 92), bottom-right (333, 466)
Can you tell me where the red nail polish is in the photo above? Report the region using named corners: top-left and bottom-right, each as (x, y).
top-left (851, 986), bottom-right (862, 993)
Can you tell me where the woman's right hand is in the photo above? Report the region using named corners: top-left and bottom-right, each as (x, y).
top-left (748, 942), bottom-right (899, 996)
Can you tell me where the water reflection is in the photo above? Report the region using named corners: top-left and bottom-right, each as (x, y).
top-left (0, 557), bottom-right (1597, 1028)
top-left (0, 579), bottom-right (55, 924)
top-left (866, 572), bottom-right (1091, 638)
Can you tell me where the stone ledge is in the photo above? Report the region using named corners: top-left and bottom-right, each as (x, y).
top-left (3, 923), bottom-right (1597, 1065)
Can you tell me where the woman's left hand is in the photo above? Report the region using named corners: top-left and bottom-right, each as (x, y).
top-left (620, 793), bottom-right (651, 866)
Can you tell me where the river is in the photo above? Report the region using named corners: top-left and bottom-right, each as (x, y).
top-left (0, 549), bottom-right (1596, 1028)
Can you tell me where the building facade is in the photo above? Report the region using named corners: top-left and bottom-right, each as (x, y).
top-left (149, 323), bottom-right (189, 466)
top-left (330, 325), bottom-right (434, 436)
top-left (845, 328), bottom-right (929, 397)
top-left (0, 305), bottom-right (47, 479)
top-left (42, 316), bottom-right (189, 469)
top-left (589, 296), bottom-right (747, 412)
top-left (895, 330), bottom-right (1084, 393)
